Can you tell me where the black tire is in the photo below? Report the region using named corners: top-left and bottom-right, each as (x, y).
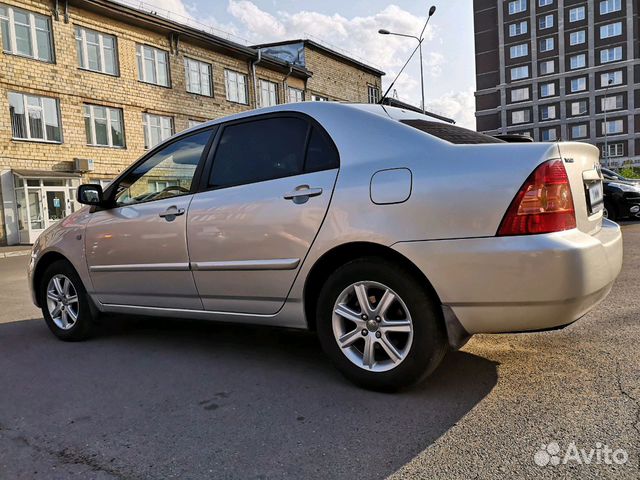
top-left (40, 260), bottom-right (95, 341)
top-left (604, 200), bottom-right (618, 222)
top-left (316, 257), bottom-right (447, 391)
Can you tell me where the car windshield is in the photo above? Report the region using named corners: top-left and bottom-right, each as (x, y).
top-left (400, 119), bottom-right (506, 145)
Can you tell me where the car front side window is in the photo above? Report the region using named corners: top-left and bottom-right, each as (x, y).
top-left (114, 129), bottom-right (212, 206)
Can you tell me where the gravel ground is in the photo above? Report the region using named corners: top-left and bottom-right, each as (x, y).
top-left (0, 224), bottom-right (638, 479)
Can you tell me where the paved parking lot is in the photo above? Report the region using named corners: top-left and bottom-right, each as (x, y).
top-left (0, 225), bottom-right (638, 479)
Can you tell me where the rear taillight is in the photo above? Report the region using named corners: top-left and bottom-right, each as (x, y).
top-left (498, 159), bottom-right (576, 236)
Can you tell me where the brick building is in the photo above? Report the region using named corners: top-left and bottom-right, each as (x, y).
top-left (473, 0), bottom-right (640, 166)
top-left (0, 0), bottom-right (384, 245)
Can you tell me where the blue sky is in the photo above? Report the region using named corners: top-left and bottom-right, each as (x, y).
top-left (139, 0), bottom-right (476, 126)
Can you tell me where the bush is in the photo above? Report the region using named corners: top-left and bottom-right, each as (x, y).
top-left (619, 167), bottom-right (640, 179)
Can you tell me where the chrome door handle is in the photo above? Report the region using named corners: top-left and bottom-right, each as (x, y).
top-left (159, 206), bottom-right (185, 220)
top-left (284, 186), bottom-right (323, 204)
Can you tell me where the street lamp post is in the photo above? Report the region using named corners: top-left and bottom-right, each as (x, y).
top-left (603, 77), bottom-right (614, 167)
top-left (379, 5), bottom-right (436, 115)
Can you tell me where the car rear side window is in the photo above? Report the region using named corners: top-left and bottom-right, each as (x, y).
top-left (400, 119), bottom-right (505, 144)
top-left (209, 117), bottom-right (308, 188)
top-left (305, 127), bottom-right (339, 172)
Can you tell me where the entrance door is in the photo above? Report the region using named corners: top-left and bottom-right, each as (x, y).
top-left (44, 189), bottom-right (68, 229)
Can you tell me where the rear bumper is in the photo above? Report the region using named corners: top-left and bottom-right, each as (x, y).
top-left (392, 219), bottom-right (623, 334)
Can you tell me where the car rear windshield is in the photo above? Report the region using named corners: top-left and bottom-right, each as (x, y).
top-left (400, 119), bottom-right (505, 144)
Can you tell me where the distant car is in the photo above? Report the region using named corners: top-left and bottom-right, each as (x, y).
top-left (602, 167), bottom-right (640, 185)
top-left (28, 103), bottom-right (623, 390)
top-left (603, 180), bottom-right (640, 221)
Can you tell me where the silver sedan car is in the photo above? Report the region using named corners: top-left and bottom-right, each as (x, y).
top-left (28, 103), bottom-right (623, 390)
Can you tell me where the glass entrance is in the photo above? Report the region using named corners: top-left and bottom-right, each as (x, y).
top-left (45, 190), bottom-right (67, 228)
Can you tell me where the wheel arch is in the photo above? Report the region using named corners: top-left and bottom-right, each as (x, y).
top-left (33, 251), bottom-right (74, 307)
top-left (303, 241), bottom-right (443, 332)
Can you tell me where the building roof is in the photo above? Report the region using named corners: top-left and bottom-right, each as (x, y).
top-left (253, 39), bottom-right (386, 77)
top-left (381, 98), bottom-right (456, 124)
top-left (70, 0), bottom-right (312, 79)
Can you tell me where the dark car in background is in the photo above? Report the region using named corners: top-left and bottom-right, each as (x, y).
top-left (602, 167), bottom-right (640, 185)
top-left (603, 179), bottom-right (640, 221)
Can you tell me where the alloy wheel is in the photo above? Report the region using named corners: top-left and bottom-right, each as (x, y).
top-left (332, 281), bottom-right (413, 372)
top-left (46, 274), bottom-right (79, 330)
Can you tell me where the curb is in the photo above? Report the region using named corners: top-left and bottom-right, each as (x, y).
top-left (0, 250), bottom-right (31, 259)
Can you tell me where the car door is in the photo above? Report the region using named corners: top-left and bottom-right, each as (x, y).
top-left (85, 129), bottom-right (214, 309)
top-left (187, 114), bottom-right (339, 314)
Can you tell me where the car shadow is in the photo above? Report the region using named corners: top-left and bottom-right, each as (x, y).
top-left (0, 317), bottom-right (498, 480)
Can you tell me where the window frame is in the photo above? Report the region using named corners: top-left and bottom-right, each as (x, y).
top-left (367, 85), bottom-right (380, 104)
top-left (600, 22), bottom-right (622, 39)
top-left (8, 91), bottom-right (62, 143)
top-left (569, 6), bottom-right (585, 22)
top-left (569, 30), bottom-right (586, 46)
top-left (288, 86), bottom-right (304, 103)
top-left (141, 112), bottom-right (174, 150)
top-left (569, 53), bottom-right (586, 70)
top-left (224, 69), bottom-right (249, 105)
top-left (539, 14), bottom-right (554, 30)
top-left (0, 4), bottom-right (54, 62)
top-left (539, 37), bottom-right (554, 52)
top-left (508, 0), bottom-right (527, 15)
top-left (196, 112), bottom-right (340, 194)
top-left (600, 46), bottom-right (623, 63)
top-left (75, 25), bottom-right (119, 76)
top-left (83, 103), bottom-right (125, 148)
top-left (258, 78), bottom-right (279, 107)
top-left (509, 21), bottom-right (528, 37)
top-left (509, 43), bottom-right (528, 59)
top-left (184, 56), bottom-right (213, 97)
top-left (600, 0), bottom-right (621, 15)
top-left (136, 44), bottom-right (170, 87)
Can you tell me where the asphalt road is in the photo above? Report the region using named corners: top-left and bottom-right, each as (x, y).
top-left (0, 225), bottom-right (638, 479)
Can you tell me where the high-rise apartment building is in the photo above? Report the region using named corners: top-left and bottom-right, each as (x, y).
top-left (474, 0), bottom-right (639, 166)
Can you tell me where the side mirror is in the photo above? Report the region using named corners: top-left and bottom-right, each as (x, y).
top-left (77, 184), bottom-right (104, 206)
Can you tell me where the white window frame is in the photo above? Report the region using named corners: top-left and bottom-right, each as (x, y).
top-left (601, 70), bottom-right (623, 86)
top-left (509, 43), bottom-right (528, 59)
top-left (605, 143), bottom-right (624, 158)
top-left (367, 85), bottom-right (380, 103)
top-left (288, 86), bottom-right (304, 103)
top-left (572, 124), bottom-right (588, 138)
top-left (510, 65), bottom-right (529, 81)
top-left (570, 77), bottom-right (587, 92)
top-left (571, 100), bottom-right (588, 116)
top-left (600, 46), bottom-right (623, 63)
top-left (508, 0), bottom-right (527, 15)
top-left (600, 22), bottom-right (622, 39)
top-left (540, 82), bottom-right (555, 97)
top-left (258, 79), bottom-right (279, 107)
top-left (0, 4), bottom-right (53, 62)
top-left (142, 113), bottom-right (173, 149)
top-left (510, 87), bottom-right (529, 102)
top-left (136, 44), bottom-right (170, 87)
top-left (187, 119), bottom-right (205, 129)
top-left (602, 95), bottom-right (623, 111)
top-left (600, 0), bottom-right (621, 15)
top-left (569, 30), bottom-right (585, 45)
top-left (184, 57), bottom-right (212, 96)
top-left (540, 105), bottom-right (556, 120)
top-left (569, 6), bottom-right (585, 22)
top-left (538, 0), bottom-right (553, 6)
top-left (83, 104), bottom-right (124, 147)
top-left (8, 91), bottom-right (61, 143)
top-left (570, 54), bottom-right (586, 70)
top-left (311, 94), bottom-right (329, 102)
top-left (539, 37), bottom-right (554, 52)
top-left (603, 119), bottom-right (623, 135)
top-left (75, 25), bottom-right (118, 75)
top-left (539, 14), bottom-right (554, 30)
top-left (511, 110), bottom-right (530, 124)
top-left (541, 128), bottom-right (557, 141)
top-left (509, 21), bottom-right (528, 37)
top-left (224, 69), bottom-right (248, 105)
top-left (539, 60), bottom-right (555, 75)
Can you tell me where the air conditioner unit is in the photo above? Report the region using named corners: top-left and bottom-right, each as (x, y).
top-left (74, 158), bottom-right (95, 172)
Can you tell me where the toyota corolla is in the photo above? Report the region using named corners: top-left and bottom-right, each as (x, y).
top-left (28, 103), bottom-right (623, 390)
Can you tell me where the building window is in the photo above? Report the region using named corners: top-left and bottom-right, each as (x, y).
top-left (539, 37), bottom-right (554, 52)
top-left (8, 92), bottom-right (61, 142)
top-left (0, 4), bottom-right (53, 62)
top-left (601, 70), bottom-right (623, 86)
top-left (539, 15), bottom-right (554, 29)
top-left (604, 143), bottom-right (624, 158)
top-left (569, 30), bottom-right (586, 45)
top-left (224, 69), bottom-right (248, 104)
top-left (541, 128), bottom-right (557, 141)
top-left (83, 104), bottom-right (124, 147)
top-left (509, 21), bottom-right (528, 36)
top-left (600, 0), bottom-right (621, 15)
top-left (570, 77), bottom-right (587, 92)
top-left (183, 57), bottom-right (212, 97)
top-left (569, 6), bottom-right (585, 22)
top-left (538, 0), bottom-right (553, 6)
top-left (136, 44), bottom-right (170, 87)
top-left (510, 65), bottom-right (529, 80)
top-left (288, 87), bottom-right (304, 103)
top-left (603, 119), bottom-right (623, 135)
top-left (367, 85), bottom-right (380, 103)
top-left (570, 100), bottom-right (588, 116)
top-left (508, 0), bottom-right (527, 14)
top-left (540, 105), bottom-right (556, 120)
top-left (75, 26), bottom-right (118, 75)
top-left (539, 60), bottom-right (554, 75)
top-left (187, 119), bottom-right (205, 129)
top-left (258, 79), bottom-right (278, 107)
top-left (511, 87), bottom-right (529, 102)
top-left (510, 43), bottom-right (528, 59)
top-left (600, 46), bottom-right (623, 63)
top-left (602, 95), bottom-right (623, 111)
top-left (571, 124), bottom-right (588, 139)
top-left (570, 54), bottom-right (586, 70)
top-left (540, 82), bottom-right (555, 97)
top-left (600, 22), bottom-right (622, 39)
top-left (511, 110), bottom-right (530, 124)
top-left (311, 94), bottom-right (329, 101)
top-left (142, 113), bottom-right (173, 149)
